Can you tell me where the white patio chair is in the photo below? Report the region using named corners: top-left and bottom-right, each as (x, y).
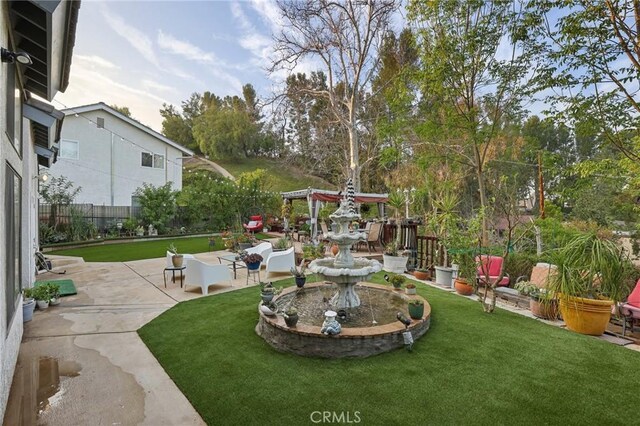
top-left (265, 247), bottom-right (295, 276)
top-left (183, 258), bottom-right (232, 295)
top-left (243, 242), bottom-right (273, 266)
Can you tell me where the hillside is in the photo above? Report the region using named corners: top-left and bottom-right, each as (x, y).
top-left (186, 156), bottom-right (335, 192)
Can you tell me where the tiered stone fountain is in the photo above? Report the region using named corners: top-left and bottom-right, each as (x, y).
top-left (256, 182), bottom-right (431, 358)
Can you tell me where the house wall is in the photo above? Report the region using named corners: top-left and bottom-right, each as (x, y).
top-left (49, 110), bottom-right (186, 206)
top-left (0, 3), bottom-right (29, 414)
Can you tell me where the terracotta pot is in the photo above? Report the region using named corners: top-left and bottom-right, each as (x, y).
top-left (530, 298), bottom-right (558, 320)
top-left (559, 295), bottom-right (613, 336)
top-left (413, 270), bottom-right (430, 281)
top-left (454, 278), bottom-right (474, 296)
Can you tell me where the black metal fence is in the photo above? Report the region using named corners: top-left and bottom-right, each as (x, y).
top-left (39, 203), bottom-right (141, 232)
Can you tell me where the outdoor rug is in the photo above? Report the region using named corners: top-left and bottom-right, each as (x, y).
top-left (34, 279), bottom-right (77, 296)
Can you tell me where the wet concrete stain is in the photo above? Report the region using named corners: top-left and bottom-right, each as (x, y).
top-left (4, 356), bottom-right (82, 425)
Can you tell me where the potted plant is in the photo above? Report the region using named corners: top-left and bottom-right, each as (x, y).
top-left (242, 252), bottom-right (263, 271)
top-left (236, 233), bottom-right (253, 251)
top-left (428, 189), bottom-right (459, 287)
top-left (453, 250), bottom-right (477, 296)
top-left (168, 243), bottom-right (184, 267)
top-left (260, 282), bottom-right (276, 304)
top-left (290, 261), bottom-right (307, 288)
top-left (515, 281), bottom-right (558, 320)
top-left (274, 237), bottom-right (291, 251)
top-left (388, 273), bottom-right (406, 290)
top-left (284, 307), bottom-right (299, 327)
top-left (47, 283), bottom-right (61, 306)
top-left (547, 233), bottom-right (629, 335)
top-left (34, 286), bottom-right (50, 310)
top-left (413, 268), bottom-right (430, 281)
top-left (135, 225), bottom-right (145, 237)
top-left (383, 242), bottom-right (409, 274)
top-left (405, 283), bottom-right (417, 295)
top-left (408, 299), bottom-right (424, 320)
top-left (23, 288), bottom-right (36, 322)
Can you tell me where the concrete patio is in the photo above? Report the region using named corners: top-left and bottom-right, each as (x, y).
top-left (2, 246), bottom-right (294, 425)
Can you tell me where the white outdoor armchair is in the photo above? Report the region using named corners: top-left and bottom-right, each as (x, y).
top-left (265, 247), bottom-right (295, 276)
top-left (243, 242), bottom-right (273, 265)
top-left (183, 258), bottom-right (232, 295)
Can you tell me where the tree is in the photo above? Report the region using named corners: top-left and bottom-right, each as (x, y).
top-left (408, 0), bottom-right (533, 242)
top-left (271, 0), bottom-right (400, 191)
top-left (110, 104), bottom-right (132, 118)
top-left (133, 182), bottom-right (177, 233)
top-left (526, 0), bottom-right (640, 164)
top-left (39, 176), bottom-right (81, 228)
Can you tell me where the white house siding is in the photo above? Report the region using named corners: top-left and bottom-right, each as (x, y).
top-left (50, 109), bottom-right (187, 206)
top-left (0, 4), bottom-right (26, 414)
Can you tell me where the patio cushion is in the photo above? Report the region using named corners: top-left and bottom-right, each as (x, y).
top-left (250, 215), bottom-right (262, 221)
top-left (247, 221), bottom-right (259, 228)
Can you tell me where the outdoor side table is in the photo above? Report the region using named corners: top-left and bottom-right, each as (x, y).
top-left (163, 266), bottom-right (187, 288)
top-left (217, 254), bottom-right (246, 280)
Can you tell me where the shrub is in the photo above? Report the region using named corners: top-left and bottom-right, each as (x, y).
top-left (134, 182), bottom-right (177, 234)
top-left (504, 252), bottom-right (540, 282)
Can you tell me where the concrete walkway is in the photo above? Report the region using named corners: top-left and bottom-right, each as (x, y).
top-left (4, 248), bottom-right (291, 425)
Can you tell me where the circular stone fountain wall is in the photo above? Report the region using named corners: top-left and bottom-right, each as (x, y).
top-left (255, 283), bottom-right (431, 358)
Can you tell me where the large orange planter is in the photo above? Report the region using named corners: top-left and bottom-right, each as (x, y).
top-left (559, 295), bottom-right (613, 336)
top-left (454, 279), bottom-right (474, 296)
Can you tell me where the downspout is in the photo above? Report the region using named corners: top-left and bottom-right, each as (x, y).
top-left (110, 132), bottom-right (114, 206)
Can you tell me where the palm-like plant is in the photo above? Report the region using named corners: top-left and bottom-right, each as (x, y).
top-left (548, 233), bottom-right (628, 303)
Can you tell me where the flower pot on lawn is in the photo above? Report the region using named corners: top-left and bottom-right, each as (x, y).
top-left (530, 297), bottom-right (558, 320)
top-left (454, 278), bottom-right (474, 296)
top-left (559, 295), bottom-right (613, 336)
top-left (435, 266), bottom-right (453, 287)
top-left (171, 254), bottom-right (184, 268)
top-left (383, 254), bottom-right (408, 274)
top-left (413, 270), bottom-right (430, 281)
top-left (23, 299), bottom-right (35, 322)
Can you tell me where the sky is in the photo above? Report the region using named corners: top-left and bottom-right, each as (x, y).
top-left (54, 0), bottom-right (287, 132)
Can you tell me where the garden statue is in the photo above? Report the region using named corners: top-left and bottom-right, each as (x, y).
top-left (321, 310), bottom-right (342, 335)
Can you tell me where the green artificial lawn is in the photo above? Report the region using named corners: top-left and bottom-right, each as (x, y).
top-left (34, 279), bottom-right (76, 296)
top-left (48, 234), bottom-right (269, 262)
top-left (138, 273), bottom-right (640, 425)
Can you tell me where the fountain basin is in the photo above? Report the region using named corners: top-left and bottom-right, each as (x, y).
top-left (256, 283), bottom-right (431, 358)
top-left (308, 257), bottom-right (382, 284)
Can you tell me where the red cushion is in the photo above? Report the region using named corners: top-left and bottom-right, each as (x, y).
top-left (250, 215), bottom-right (262, 221)
top-left (627, 279), bottom-right (640, 305)
top-left (476, 255), bottom-right (504, 277)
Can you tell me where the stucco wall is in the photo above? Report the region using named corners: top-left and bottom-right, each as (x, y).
top-left (0, 2), bottom-right (29, 416)
top-left (49, 110), bottom-right (186, 206)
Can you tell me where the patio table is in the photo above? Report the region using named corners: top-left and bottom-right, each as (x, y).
top-left (217, 254), bottom-right (246, 280)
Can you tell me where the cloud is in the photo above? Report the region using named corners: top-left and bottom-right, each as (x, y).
top-left (248, 0), bottom-right (283, 31)
top-left (100, 4), bottom-right (160, 68)
top-left (158, 30), bottom-right (218, 65)
top-left (75, 54), bottom-right (120, 71)
top-left (141, 79), bottom-right (178, 94)
top-left (55, 58), bottom-right (175, 131)
top-left (230, 2), bottom-right (254, 31)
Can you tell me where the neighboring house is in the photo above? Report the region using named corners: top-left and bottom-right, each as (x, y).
top-left (50, 103), bottom-right (194, 206)
top-left (0, 0), bottom-right (79, 417)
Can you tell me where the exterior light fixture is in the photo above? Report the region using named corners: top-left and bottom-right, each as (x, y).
top-left (1, 47), bottom-right (33, 65)
top-left (35, 172), bottom-right (49, 183)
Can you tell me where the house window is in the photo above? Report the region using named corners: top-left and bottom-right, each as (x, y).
top-left (153, 154), bottom-right (165, 169)
top-left (59, 140), bottom-right (79, 159)
top-left (5, 164), bottom-right (21, 329)
top-left (141, 152), bottom-right (153, 167)
top-left (141, 152), bottom-right (164, 169)
top-left (96, 117), bottom-right (104, 128)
